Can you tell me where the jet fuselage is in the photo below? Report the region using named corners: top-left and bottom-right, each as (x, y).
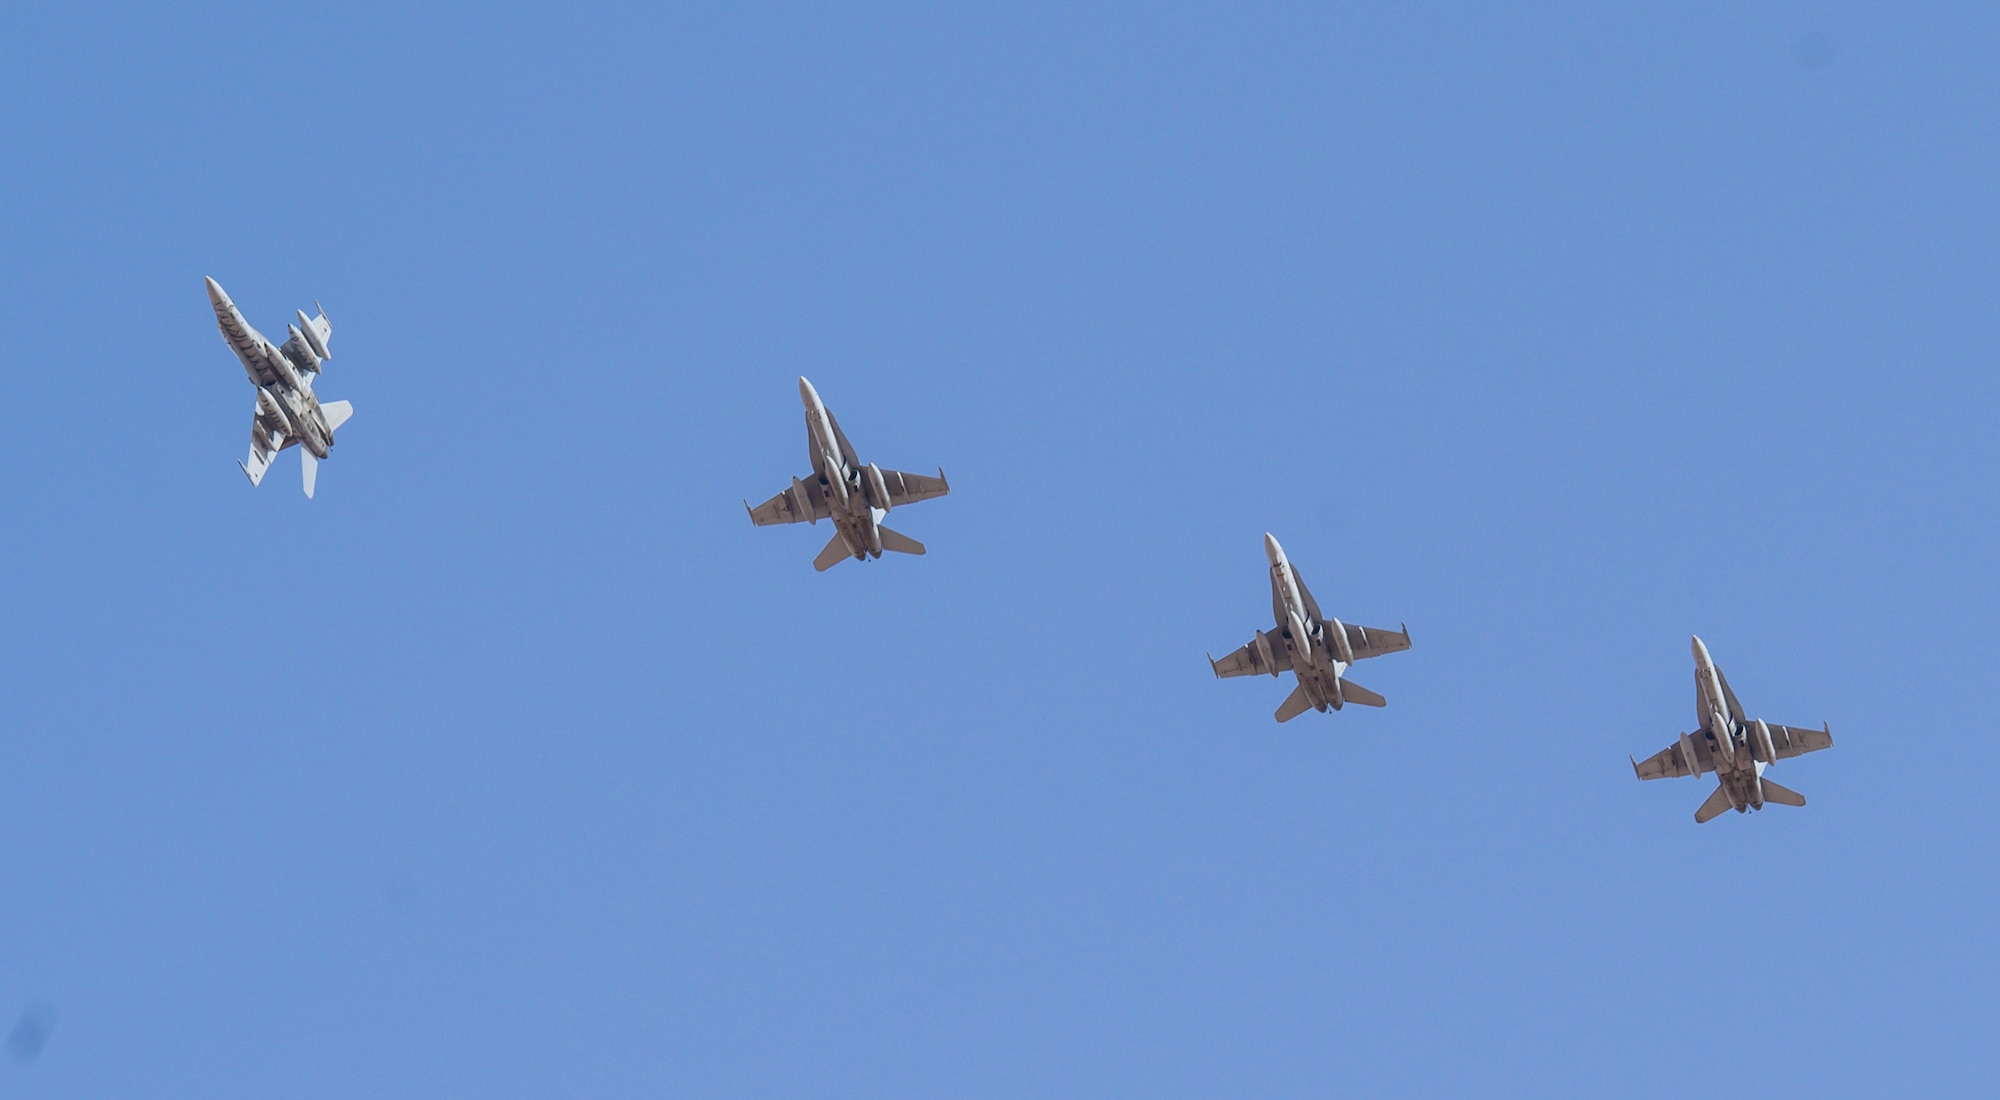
top-left (207, 277), bottom-right (335, 460)
top-left (802, 377), bottom-right (890, 564)
top-left (1693, 636), bottom-right (1778, 814)
top-left (1265, 533), bottom-right (1350, 712)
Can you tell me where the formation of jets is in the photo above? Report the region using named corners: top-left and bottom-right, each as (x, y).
top-left (205, 278), bottom-right (1834, 823)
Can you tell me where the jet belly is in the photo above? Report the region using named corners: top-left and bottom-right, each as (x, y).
top-left (1282, 618), bottom-right (1348, 713)
top-left (256, 384), bottom-right (302, 439)
top-left (819, 469), bottom-right (882, 564)
top-left (265, 385), bottom-right (330, 458)
top-left (298, 405), bottom-right (331, 458)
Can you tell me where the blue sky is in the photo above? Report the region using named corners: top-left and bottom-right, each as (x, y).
top-left (0, 3), bottom-right (1995, 1095)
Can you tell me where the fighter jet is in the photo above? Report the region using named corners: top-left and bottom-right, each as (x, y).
top-left (746, 378), bottom-right (949, 570)
top-left (205, 276), bottom-right (353, 497)
top-left (1632, 636), bottom-right (1833, 823)
top-left (1209, 533), bottom-right (1411, 722)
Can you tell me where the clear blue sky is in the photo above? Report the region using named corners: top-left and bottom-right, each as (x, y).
top-left (0, 3), bottom-right (1994, 1096)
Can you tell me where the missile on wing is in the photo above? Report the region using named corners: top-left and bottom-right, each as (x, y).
top-left (295, 309), bottom-right (330, 360)
top-left (1252, 629), bottom-right (1277, 676)
top-left (1751, 718), bottom-right (1778, 765)
top-left (864, 463), bottom-right (892, 512)
top-left (1326, 616), bottom-right (1355, 665)
top-left (789, 477), bottom-right (816, 524)
top-left (284, 324), bottom-right (321, 371)
top-left (1678, 731), bottom-right (1703, 777)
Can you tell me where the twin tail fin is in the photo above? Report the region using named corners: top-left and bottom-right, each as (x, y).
top-left (1273, 678), bottom-right (1387, 722)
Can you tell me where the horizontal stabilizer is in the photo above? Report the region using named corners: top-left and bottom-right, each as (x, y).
top-left (812, 531), bottom-right (852, 572)
top-left (1694, 783), bottom-right (1735, 824)
top-left (321, 399), bottom-right (353, 434)
top-left (1274, 683), bottom-right (1315, 723)
top-left (1759, 778), bottom-right (1806, 807)
top-left (877, 525), bottom-right (925, 556)
top-left (1336, 678), bottom-right (1386, 707)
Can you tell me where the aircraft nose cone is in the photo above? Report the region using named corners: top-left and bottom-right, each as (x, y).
top-left (204, 276), bottom-right (229, 308)
top-left (1691, 635), bottom-right (1711, 664)
top-left (1263, 532), bottom-right (1285, 565)
top-left (798, 376), bottom-right (820, 406)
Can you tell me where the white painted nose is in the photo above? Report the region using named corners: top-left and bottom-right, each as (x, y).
top-left (1263, 532), bottom-right (1285, 566)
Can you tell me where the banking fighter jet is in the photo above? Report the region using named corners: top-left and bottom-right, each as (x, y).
top-left (746, 378), bottom-right (949, 570)
top-left (206, 277), bottom-right (352, 497)
top-left (1209, 534), bottom-right (1411, 721)
top-left (1632, 636), bottom-right (1833, 823)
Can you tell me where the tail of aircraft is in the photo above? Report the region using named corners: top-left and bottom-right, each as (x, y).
top-left (301, 449), bottom-right (318, 498)
top-left (877, 525), bottom-right (925, 556)
top-left (322, 400), bottom-right (354, 434)
top-left (1336, 678), bottom-right (1386, 708)
top-left (1274, 684), bottom-right (1314, 723)
top-left (1694, 783), bottom-right (1734, 824)
top-left (1759, 777), bottom-right (1806, 807)
top-left (813, 531), bottom-right (852, 572)
top-left (1274, 677), bottom-right (1389, 722)
top-left (1694, 777), bottom-right (1807, 823)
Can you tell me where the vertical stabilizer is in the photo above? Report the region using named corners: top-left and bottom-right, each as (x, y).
top-left (301, 450), bottom-right (318, 498)
top-left (322, 400), bottom-right (354, 434)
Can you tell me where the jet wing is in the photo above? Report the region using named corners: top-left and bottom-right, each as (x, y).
top-left (747, 480), bottom-right (831, 526)
top-left (1338, 621), bottom-right (1411, 661)
top-left (1633, 735), bottom-right (1714, 781)
top-left (881, 468), bottom-right (950, 507)
top-left (241, 399), bottom-right (293, 487)
top-left (1210, 635), bottom-right (1294, 678)
top-left (1766, 722), bottom-right (1833, 761)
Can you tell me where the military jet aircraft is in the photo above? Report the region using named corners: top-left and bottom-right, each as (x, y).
top-left (1632, 636), bottom-right (1833, 823)
top-left (1209, 533), bottom-right (1411, 722)
top-left (746, 378), bottom-right (949, 570)
top-left (206, 277), bottom-right (352, 497)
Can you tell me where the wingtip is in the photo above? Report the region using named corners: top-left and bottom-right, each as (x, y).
top-left (1629, 755), bottom-right (1641, 779)
top-left (1205, 652), bottom-right (1219, 678)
